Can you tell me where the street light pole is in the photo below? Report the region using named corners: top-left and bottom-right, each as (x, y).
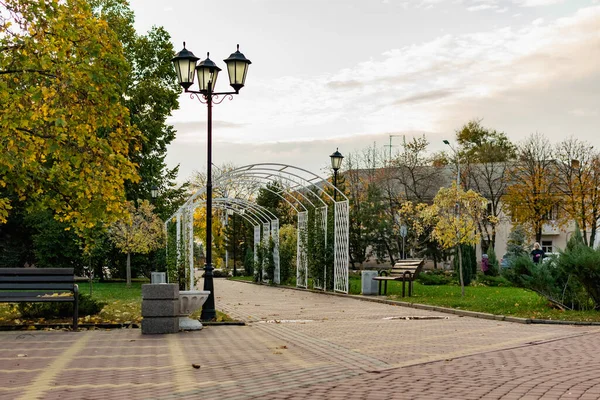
top-left (444, 139), bottom-right (465, 295)
top-left (172, 43), bottom-right (251, 321)
top-left (330, 149), bottom-right (344, 202)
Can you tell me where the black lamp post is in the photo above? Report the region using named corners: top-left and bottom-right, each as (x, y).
top-left (172, 43), bottom-right (251, 321)
top-left (330, 148), bottom-right (344, 201)
top-left (151, 185), bottom-right (159, 202)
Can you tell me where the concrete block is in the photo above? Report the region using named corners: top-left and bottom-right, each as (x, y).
top-left (141, 317), bottom-right (179, 334)
top-left (142, 284), bottom-right (178, 300)
top-left (142, 299), bottom-right (179, 317)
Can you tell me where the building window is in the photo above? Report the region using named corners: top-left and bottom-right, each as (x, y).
top-left (541, 240), bottom-right (553, 253)
top-left (543, 204), bottom-right (560, 221)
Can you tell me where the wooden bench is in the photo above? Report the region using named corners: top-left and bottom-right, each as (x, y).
top-left (372, 259), bottom-right (424, 296)
top-left (0, 268), bottom-right (79, 329)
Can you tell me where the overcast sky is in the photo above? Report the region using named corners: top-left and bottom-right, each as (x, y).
top-left (128, 0), bottom-right (600, 181)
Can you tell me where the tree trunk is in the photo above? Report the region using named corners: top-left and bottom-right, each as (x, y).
top-left (126, 252), bottom-right (131, 288)
top-left (458, 245), bottom-right (465, 297)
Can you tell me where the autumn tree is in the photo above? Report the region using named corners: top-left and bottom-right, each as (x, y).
top-left (503, 133), bottom-right (558, 243)
top-left (394, 135), bottom-right (444, 203)
top-left (88, 0), bottom-right (184, 210)
top-left (109, 200), bottom-right (164, 287)
top-left (0, 0), bottom-right (141, 231)
top-left (554, 137), bottom-right (600, 246)
top-left (421, 182), bottom-right (492, 296)
top-left (344, 151), bottom-right (389, 266)
top-left (391, 136), bottom-right (445, 264)
top-left (455, 119), bottom-right (517, 251)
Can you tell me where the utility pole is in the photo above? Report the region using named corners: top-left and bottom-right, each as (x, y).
top-left (384, 134), bottom-right (403, 165)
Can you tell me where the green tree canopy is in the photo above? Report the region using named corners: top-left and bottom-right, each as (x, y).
top-left (0, 0), bottom-right (142, 231)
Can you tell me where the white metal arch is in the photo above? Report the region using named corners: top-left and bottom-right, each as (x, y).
top-left (167, 163), bottom-right (349, 294)
top-left (216, 174), bottom-right (315, 209)
top-left (192, 197), bottom-right (281, 283)
top-left (218, 172), bottom-right (324, 208)
top-left (214, 177), bottom-right (303, 212)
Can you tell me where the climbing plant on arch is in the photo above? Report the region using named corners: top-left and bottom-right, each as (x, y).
top-left (166, 163), bottom-right (350, 294)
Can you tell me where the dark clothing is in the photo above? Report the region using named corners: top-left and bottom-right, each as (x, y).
top-left (531, 249), bottom-right (545, 264)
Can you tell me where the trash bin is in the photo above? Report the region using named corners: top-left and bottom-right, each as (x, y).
top-left (151, 272), bottom-right (166, 284)
top-left (361, 270), bottom-right (379, 295)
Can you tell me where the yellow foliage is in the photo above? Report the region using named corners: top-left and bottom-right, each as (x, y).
top-left (420, 182), bottom-right (491, 249)
top-left (0, 0), bottom-right (142, 233)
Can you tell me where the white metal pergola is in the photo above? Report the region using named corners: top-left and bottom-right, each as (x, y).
top-left (166, 163), bottom-right (350, 293)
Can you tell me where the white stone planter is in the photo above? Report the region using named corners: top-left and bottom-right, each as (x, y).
top-left (179, 290), bottom-right (210, 331)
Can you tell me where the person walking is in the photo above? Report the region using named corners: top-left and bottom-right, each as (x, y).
top-left (481, 254), bottom-right (490, 275)
top-left (531, 242), bottom-right (545, 264)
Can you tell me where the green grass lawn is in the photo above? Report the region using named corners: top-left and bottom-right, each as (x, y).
top-left (0, 280), bottom-right (232, 326)
top-left (231, 274), bottom-right (600, 322)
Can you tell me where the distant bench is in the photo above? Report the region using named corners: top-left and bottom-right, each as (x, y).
top-left (0, 268), bottom-right (79, 329)
top-left (372, 259), bottom-right (424, 297)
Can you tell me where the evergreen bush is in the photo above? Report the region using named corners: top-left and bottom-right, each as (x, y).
top-left (453, 244), bottom-right (476, 286)
top-left (486, 246), bottom-right (500, 276)
top-left (243, 248), bottom-right (254, 277)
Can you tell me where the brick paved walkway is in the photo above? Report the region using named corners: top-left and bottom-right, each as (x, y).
top-left (0, 279), bottom-right (598, 399)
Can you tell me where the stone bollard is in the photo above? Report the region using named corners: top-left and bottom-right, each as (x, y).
top-left (141, 284), bottom-right (179, 334)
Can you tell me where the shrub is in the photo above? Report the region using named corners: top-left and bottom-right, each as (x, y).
top-left (243, 248), bottom-right (254, 277)
top-left (476, 273), bottom-right (512, 287)
top-left (17, 294), bottom-right (106, 319)
top-left (204, 269), bottom-right (230, 278)
top-left (486, 246), bottom-right (500, 276)
top-left (506, 225), bottom-right (528, 259)
top-left (418, 270), bottom-right (453, 285)
top-left (556, 228), bottom-right (600, 310)
top-left (279, 224), bottom-right (297, 285)
top-left (453, 244), bottom-right (476, 285)
top-left (502, 253), bottom-right (592, 311)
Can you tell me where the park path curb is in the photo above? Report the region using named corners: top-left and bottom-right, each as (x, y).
top-left (230, 279), bottom-right (600, 326)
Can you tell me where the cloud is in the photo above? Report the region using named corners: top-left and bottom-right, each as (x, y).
top-left (569, 108), bottom-right (599, 117)
top-left (467, 4), bottom-right (497, 11)
top-left (167, 5), bottom-right (600, 178)
top-left (326, 79), bottom-right (364, 90)
top-left (167, 131), bottom-right (438, 183)
top-left (394, 89), bottom-right (458, 105)
top-left (513, 0), bottom-right (566, 6)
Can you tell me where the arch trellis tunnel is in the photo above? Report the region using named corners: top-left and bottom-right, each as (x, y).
top-left (166, 163), bottom-right (350, 293)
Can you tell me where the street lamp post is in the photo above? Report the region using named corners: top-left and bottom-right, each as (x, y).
top-left (150, 185), bottom-right (159, 277)
top-left (443, 140), bottom-right (460, 188)
top-left (444, 139), bottom-right (466, 295)
top-left (330, 149), bottom-right (344, 201)
top-left (172, 43), bottom-right (251, 321)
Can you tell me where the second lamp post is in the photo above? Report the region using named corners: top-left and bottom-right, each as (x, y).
top-left (330, 149), bottom-right (344, 201)
top-left (172, 43), bottom-right (251, 321)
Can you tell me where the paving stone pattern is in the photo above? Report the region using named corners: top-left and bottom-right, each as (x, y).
top-left (0, 279), bottom-right (598, 399)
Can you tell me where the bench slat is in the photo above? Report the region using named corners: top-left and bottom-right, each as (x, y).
top-left (0, 268), bottom-right (74, 276)
top-left (0, 283), bottom-right (76, 290)
top-left (0, 296), bottom-right (74, 303)
top-left (0, 276), bottom-right (75, 283)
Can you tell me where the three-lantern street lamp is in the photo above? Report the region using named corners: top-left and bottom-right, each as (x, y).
top-left (172, 43), bottom-right (251, 321)
top-left (330, 149), bottom-right (344, 202)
